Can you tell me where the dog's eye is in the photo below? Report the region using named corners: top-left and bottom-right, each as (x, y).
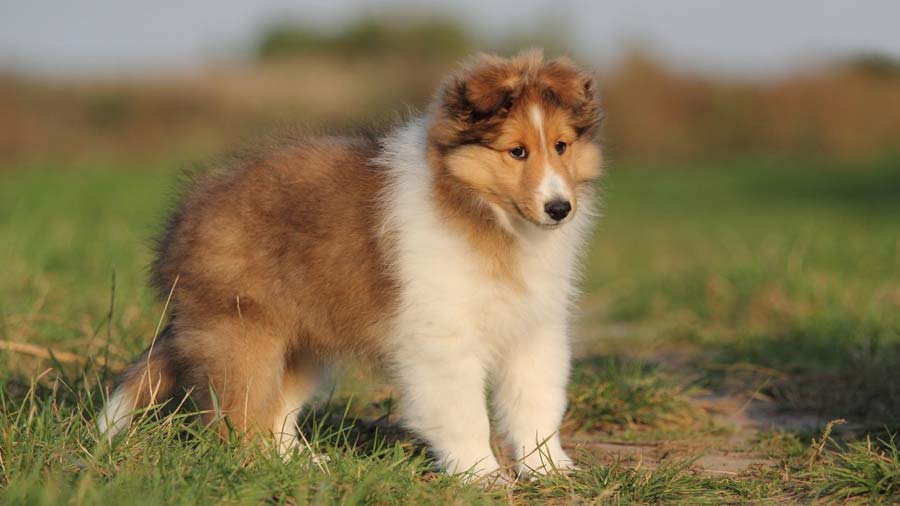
top-left (555, 141), bottom-right (568, 155)
top-left (509, 146), bottom-right (528, 160)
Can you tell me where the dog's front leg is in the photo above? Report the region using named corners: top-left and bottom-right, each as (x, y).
top-left (392, 335), bottom-right (500, 479)
top-left (492, 324), bottom-right (574, 477)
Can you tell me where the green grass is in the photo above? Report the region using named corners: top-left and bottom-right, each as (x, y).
top-left (589, 157), bottom-right (900, 423)
top-left (565, 357), bottom-right (707, 434)
top-left (2, 156), bottom-right (900, 504)
top-left (805, 432), bottom-right (900, 503)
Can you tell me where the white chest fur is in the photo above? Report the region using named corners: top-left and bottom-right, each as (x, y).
top-left (378, 121), bottom-right (593, 363)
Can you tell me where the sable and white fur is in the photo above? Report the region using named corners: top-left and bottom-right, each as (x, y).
top-left (98, 51), bottom-right (603, 479)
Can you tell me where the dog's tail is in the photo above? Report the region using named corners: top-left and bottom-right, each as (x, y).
top-left (97, 324), bottom-right (179, 441)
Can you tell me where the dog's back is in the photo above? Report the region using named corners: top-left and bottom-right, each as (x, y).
top-left (152, 138), bottom-right (398, 356)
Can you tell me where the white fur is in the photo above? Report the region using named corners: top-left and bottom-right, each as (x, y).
top-left (98, 388), bottom-right (134, 441)
top-left (377, 119), bottom-right (594, 477)
top-left (536, 171), bottom-right (571, 222)
top-left (530, 105), bottom-right (547, 150)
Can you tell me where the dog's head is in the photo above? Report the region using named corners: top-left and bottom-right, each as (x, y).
top-left (428, 51), bottom-right (602, 230)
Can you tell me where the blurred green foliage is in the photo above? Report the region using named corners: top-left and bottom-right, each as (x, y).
top-left (846, 52), bottom-right (900, 79)
top-left (258, 16), bottom-right (473, 62)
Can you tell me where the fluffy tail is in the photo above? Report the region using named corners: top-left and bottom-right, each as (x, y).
top-left (98, 327), bottom-right (179, 440)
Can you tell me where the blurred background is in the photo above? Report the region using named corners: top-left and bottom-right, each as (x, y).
top-left (2, 0), bottom-right (900, 165)
top-left (2, 0), bottom-right (900, 446)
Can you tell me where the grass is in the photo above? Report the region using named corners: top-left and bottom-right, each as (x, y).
top-left (1, 155), bottom-right (899, 504)
top-left (588, 157), bottom-right (900, 423)
top-left (565, 357), bottom-right (706, 434)
top-left (805, 432), bottom-right (900, 503)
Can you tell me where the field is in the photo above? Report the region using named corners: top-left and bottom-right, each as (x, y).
top-left (1, 155), bottom-right (899, 504)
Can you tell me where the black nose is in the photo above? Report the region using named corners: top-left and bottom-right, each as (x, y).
top-left (544, 199), bottom-right (572, 221)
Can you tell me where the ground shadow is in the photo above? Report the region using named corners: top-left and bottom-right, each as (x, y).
top-left (296, 404), bottom-right (427, 457)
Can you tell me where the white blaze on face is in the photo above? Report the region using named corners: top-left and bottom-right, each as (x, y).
top-left (530, 105), bottom-right (572, 222)
top-left (530, 105), bottom-right (547, 156)
top-left (537, 169), bottom-right (569, 204)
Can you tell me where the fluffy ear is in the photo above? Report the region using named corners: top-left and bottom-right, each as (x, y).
top-left (538, 58), bottom-right (602, 136)
top-left (441, 55), bottom-right (520, 123)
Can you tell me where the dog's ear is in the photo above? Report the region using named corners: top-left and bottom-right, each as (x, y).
top-left (539, 58), bottom-right (602, 137)
top-left (441, 55), bottom-right (520, 124)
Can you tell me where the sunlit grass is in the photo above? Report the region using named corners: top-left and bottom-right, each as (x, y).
top-left (1, 157), bottom-right (899, 503)
top-left (803, 429), bottom-right (900, 504)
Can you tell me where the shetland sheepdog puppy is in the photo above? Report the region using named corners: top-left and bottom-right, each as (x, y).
top-left (99, 50), bottom-right (603, 480)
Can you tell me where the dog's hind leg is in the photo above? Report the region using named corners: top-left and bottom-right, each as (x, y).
top-left (178, 319), bottom-right (291, 443)
top-left (271, 353), bottom-right (324, 455)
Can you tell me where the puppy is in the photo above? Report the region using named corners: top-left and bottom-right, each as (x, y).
top-left (99, 50), bottom-right (603, 479)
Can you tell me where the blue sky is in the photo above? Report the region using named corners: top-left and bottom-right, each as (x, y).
top-left (2, 0), bottom-right (899, 77)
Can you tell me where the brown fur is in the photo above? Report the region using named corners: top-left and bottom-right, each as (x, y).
top-left (124, 137), bottom-right (398, 436)
top-left (110, 51), bottom-right (602, 441)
